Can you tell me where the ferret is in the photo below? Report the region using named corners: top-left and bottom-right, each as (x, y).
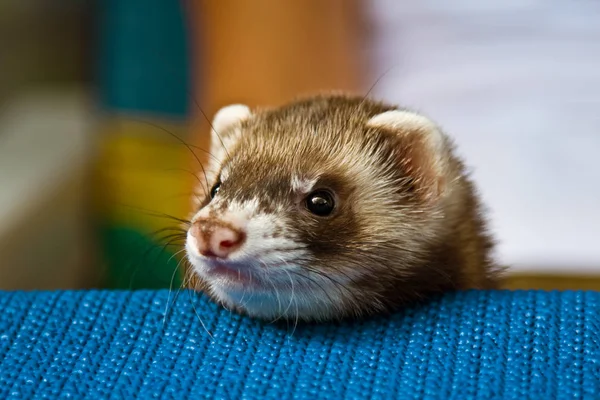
top-left (184, 94), bottom-right (500, 322)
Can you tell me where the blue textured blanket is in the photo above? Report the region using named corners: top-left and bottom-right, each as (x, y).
top-left (0, 290), bottom-right (598, 399)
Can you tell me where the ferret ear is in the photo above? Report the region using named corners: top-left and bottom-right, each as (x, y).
top-left (212, 104), bottom-right (252, 137)
top-left (208, 104), bottom-right (252, 169)
top-left (211, 104), bottom-right (252, 145)
top-left (367, 110), bottom-right (448, 201)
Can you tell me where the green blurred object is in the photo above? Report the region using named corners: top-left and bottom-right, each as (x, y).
top-left (101, 226), bottom-right (183, 290)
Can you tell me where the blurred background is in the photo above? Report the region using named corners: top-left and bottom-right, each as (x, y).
top-left (0, 0), bottom-right (598, 291)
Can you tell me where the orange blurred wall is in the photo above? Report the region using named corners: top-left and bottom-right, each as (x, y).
top-left (187, 0), bottom-right (367, 164)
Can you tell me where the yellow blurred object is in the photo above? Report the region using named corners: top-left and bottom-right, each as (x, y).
top-left (94, 118), bottom-right (196, 232)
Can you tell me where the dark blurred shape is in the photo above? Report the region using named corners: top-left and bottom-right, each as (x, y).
top-left (0, 1), bottom-right (93, 106)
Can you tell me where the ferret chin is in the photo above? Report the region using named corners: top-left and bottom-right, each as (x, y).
top-left (184, 93), bottom-right (502, 322)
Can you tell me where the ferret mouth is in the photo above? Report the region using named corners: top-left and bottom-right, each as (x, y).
top-left (201, 260), bottom-right (297, 292)
top-left (204, 261), bottom-right (258, 286)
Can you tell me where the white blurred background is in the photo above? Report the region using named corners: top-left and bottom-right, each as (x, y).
top-left (369, 0), bottom-right (600, 273)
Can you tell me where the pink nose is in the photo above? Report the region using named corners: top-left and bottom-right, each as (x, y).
top-left (190, 220), bottom-right (246, 258)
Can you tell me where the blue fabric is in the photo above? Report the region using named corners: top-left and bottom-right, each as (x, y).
top-left (0, 290), bottom-right (598, 399)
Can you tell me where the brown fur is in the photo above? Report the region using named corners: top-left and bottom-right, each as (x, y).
top-left (186, 94), bottom-right (502, 321)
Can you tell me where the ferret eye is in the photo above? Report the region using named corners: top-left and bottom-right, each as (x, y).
top-left (210, 182), bottom-right (221, 199)
top-left (305, 190), bottom-right (335, 216)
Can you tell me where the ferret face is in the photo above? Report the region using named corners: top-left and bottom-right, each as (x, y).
top-left (186, 96), bottom-right (454, 321)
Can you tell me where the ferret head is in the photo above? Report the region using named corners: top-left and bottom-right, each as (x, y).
top-left (186, 95), bottom-right (463, 321)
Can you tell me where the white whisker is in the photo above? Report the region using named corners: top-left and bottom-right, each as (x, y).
top-left (187, 289), bottom-right (214, 341)
top-left (163, 254), bottom-right (187, 327)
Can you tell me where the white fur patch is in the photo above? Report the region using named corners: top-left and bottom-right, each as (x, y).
top-left (290, 175), bottom-right (318, 193)
top-left (367, 110), bottom-right (444, 150)
top-left (227, 198), bottom-right (260, 220)
top-left (220, 167), bottom-right (230, 182)
top-left (211, 276), bottom-right (345, 321)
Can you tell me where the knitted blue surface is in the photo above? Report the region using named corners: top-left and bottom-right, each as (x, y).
top-left (0, 290), bottom-right (598, 399)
